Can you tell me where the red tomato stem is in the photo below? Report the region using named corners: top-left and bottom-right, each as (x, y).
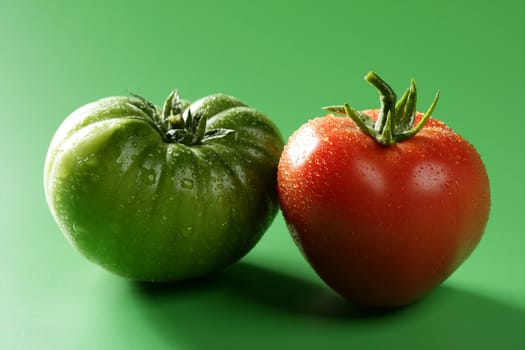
top-left (324, 72), bottom-right (440, 146)
top-left (364, 71), bottom-right (396, 135)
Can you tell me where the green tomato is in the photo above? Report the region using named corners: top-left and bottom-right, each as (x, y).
top-left (44, 91), bottom-right (284, 281)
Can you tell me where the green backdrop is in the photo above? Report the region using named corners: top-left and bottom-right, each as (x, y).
top-left (1, 0), bottom-right (524, 349)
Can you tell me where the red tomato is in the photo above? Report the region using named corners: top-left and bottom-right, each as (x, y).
top-left (277, 73), bottom-right (490, 307)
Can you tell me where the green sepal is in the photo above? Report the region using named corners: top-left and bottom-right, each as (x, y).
top-left (393, 80), bottom-right (416, 134)
top-left (162, 90), bottom-right (184, 120)
top-left (202, 128), bottom-right (236, 142)
top-left (128, 92), bottom-right (162, 124)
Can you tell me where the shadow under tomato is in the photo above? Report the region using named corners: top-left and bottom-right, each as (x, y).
top-left (134, 262), bottom-right (525, 350)
top-left (136, 262), bottom-right (392, 319)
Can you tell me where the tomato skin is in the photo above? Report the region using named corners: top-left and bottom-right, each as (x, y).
top-left (45, 93), bottom-right (283, 281)
top-left (278, 110), bottom-right (490, 307)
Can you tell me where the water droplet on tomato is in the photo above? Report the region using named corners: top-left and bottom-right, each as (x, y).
top-left (182, 227), bottom-right (193, 238)
top-left (181, 178), bottom-right (194, 189)
top-left (76, 153), bottom-right (97, 166)
top-left (140, 168), bottom-right (156, 185)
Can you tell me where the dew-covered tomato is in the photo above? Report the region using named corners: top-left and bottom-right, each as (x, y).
top-left (44, 91), bottom-right (283, 281)
top-left (278, 72), bottom-right (490, 307)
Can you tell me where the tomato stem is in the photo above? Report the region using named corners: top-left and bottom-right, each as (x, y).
top-left (127, 91), bottom-right (235, 145)
top-left (365, 71), bottom-right (396, 136)
top-left (323, 72), bottom-right (440, 146)
top-left (157, 91), bottom-right (237, 145)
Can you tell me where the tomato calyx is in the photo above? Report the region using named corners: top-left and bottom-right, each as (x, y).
top-left (324, 72), bottom-right (440, 146)
top-left (130, 91), bottom-right (235, 146)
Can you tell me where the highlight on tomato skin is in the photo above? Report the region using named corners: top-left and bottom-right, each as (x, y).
top-left (277, 72), bottom-right (491, 308)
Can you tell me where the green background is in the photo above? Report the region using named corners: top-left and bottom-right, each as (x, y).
top-left (1, 0), bottom-right (524, 349)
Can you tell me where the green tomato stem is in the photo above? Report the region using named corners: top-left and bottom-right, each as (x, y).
top-left (324, 72), bottom-right (440, 146)
top-left (159, 91), bottom-right (236, 145)
top-left (364, 71), bottom-right (396, 136)
top-left (128, 91), bottom-right (235, 145)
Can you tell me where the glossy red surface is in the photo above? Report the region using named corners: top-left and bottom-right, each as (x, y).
top-left (278, 111), bottom-right (490, 306)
